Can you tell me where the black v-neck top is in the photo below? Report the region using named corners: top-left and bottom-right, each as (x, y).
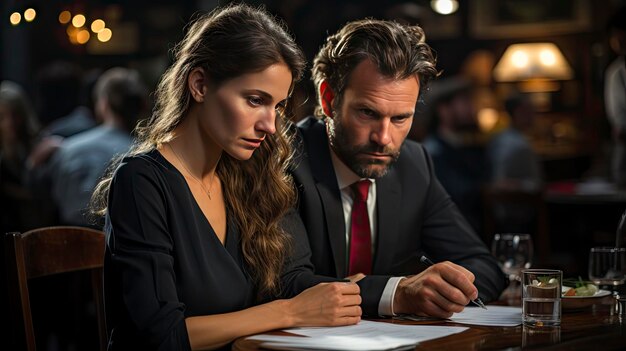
top-left (104, 149), bottom-right (255, 350)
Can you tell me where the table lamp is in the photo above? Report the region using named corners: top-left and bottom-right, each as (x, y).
top-left (493, 42), bottom-right (573, 111)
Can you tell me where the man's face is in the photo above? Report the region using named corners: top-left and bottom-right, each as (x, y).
top-left (325, 59), bottom-right (420, 178)
top-left (610, 29), bottom-right (626, 56)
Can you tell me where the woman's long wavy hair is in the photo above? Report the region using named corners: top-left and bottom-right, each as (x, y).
top-left (91, 4), bottom-right (305, 297)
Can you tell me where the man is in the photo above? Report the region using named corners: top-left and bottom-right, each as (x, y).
top-left (290, 19), bottom-right (506, 318)
top-left (49, 67), bottom-right (147, 226)
top-left (489, 92), bottom-right (542, 190)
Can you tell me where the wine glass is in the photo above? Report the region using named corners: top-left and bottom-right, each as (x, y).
top-left (588, 247), bottom-right (626, 295)
top-left (492, 233), bottom-right (534, 282)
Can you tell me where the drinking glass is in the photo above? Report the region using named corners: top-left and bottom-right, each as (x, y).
top-left (588, 247), bottom-right (626, 290)
top-left (492, 233), bottom-right (534, 281)
top-left (522, 269), bottom-right (562, 327)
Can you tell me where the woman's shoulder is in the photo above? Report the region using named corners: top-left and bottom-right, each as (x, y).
top-left (113, 149), bottom-right (175, 183)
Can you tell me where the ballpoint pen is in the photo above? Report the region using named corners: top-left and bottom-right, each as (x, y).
top-left (420, 255), bottom-right (488, 310)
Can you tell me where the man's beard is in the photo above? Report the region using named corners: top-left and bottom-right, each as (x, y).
top-left (328, 116), bottom-right (401, 179)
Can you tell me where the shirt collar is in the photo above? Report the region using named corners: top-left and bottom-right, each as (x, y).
top-left (329, 146), bottom-right (374, 191)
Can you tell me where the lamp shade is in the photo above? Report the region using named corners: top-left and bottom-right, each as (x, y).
top-left (493, 42), bottom-right (573, 82)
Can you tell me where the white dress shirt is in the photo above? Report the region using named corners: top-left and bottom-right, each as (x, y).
top-left (329, 150), bottom-right (403, 316)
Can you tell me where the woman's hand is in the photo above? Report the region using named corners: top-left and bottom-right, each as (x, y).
top-left (285, 282), bottom-right (362, 327)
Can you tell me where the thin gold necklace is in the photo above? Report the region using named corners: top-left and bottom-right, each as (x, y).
top-left (168, 143), bottom-right (216, 200)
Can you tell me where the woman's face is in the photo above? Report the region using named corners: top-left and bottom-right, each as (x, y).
top-left (198, 63), bottom-right (293, 160)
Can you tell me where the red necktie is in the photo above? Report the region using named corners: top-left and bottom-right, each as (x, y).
top-left (348, 180), bottom-right (372, 276)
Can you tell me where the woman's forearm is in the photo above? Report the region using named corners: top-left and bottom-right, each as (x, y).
top-left (185, 299), bottom-right (293, 350)
top-left (186, 282), bottom-right (362, 350)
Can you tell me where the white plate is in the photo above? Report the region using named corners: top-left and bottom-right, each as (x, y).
top-left (562, 286), bottom-right (611, 298)
top-left (561, 286), bottom-right (611, 310)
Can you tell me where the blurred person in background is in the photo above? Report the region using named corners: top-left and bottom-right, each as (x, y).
top-left (17, 68), bottom-right (147, 351)
top-left (33, 61), bottom-right (94, 139)
top-left (605, 6), bottom-right (626, 187)
top-left (25, 61), bottom-right (97, 226)
top-left (0, 79), bottom-right (39, 351)
top-left (0, 80), bottom-right (40, 233)
top-left (485, 92), bottom-right (543, 236)
top-left (488, 92), bottom-right (542, 190)
top-left (422, 77), bottom-right (489, 234)
top-left (49, 67), bottom-right (147, 227)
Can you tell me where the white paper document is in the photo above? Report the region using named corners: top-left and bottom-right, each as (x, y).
top-left (247, 320), bottom-right (468, 350)
top-left (396, 306), bottom-right (522, 327)
top-left (450, 306), bottom-right (522, 327)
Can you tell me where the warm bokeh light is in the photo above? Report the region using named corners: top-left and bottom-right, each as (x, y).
top-left (59, 10), bottom-right (71, 24)
top-left (478, 108), bottom-right (500, 132)
top-left (431, 0), bottom-right (459, 15)
top-left (24, 8), bottom-right (36, 22)
top-left (10, 12), bottom-right (21, 25)
top-left (511, 51), bottom-right (529, 68)
top-left (494, 43), bottom-right (573, 82)
top-left (66, 25), bottom-right (78, 36)
top-left (77, 30), bottom-right (90, 44)
top-left (539, 49), bottom-right (556, 66)
top-left (91, 19), bottom-right (106, 33)
top-left (97, 28), bottom-right (112, 42)
top-left (72, 14), bottom-right (86, 27)
top-left (69, 33), bottom-right (78, 45)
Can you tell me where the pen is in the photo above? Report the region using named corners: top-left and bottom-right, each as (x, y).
top-left (420, 255), bottom-right (488, 310)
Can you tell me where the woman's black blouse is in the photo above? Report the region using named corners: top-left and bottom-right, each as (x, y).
top-left (104, 150), bottom-right (255, 350)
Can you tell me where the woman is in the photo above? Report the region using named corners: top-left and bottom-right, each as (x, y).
top-left (91, 5), bottom-right (361, 351)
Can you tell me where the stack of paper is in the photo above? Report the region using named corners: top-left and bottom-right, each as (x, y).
top-left (397, 306), bottom-right (522, 327)
top-left (450, 306), bottom-right (521, 326)
top-left (247, 320), bottom-right (468, 350)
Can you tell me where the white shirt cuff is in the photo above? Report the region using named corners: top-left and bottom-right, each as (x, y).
top-left (377, 277), bottom-right (405, 316)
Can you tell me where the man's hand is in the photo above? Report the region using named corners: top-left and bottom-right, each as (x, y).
top-left (393, 261), bottom-right (477, 318)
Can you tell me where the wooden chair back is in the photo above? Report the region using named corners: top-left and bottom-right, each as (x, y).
top-left (4, 226), bottom-right (107, 351)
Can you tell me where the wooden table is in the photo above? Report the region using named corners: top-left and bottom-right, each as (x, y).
top-left (233, 298), bottom-right (626, 350)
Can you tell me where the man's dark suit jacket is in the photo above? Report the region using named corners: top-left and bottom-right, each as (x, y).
top-left (290, 117), bottom-right (507, 316)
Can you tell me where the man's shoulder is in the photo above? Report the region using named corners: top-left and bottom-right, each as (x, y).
top-left (62, 128), bottom-right (100, 150)
top-left (45, 107), bottom-right (96, 138)
top-left (606, 57), bottom-right (626, 77)
top-left (421, 135), bottom-right (446, 156)
top-left (61, 127), bottom-right (131, 158)
top-left (398, 139), bottom-right (427, 164)
top-left (401, 138), bottom-right (425, 152)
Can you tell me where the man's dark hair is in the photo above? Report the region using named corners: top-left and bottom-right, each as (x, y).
top-left (93, 67), bottom-right (147, 131)
top-left (311, 18), bottom-right (437, 118)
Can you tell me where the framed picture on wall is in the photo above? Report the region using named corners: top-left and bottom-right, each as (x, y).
top-left (470, 0), bottom-right (592, 39)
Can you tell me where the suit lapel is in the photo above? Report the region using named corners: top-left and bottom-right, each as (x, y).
top-left (301, 120), bottom-right (347, 277)
top-left (374, 168), bottom-right (401, 273)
